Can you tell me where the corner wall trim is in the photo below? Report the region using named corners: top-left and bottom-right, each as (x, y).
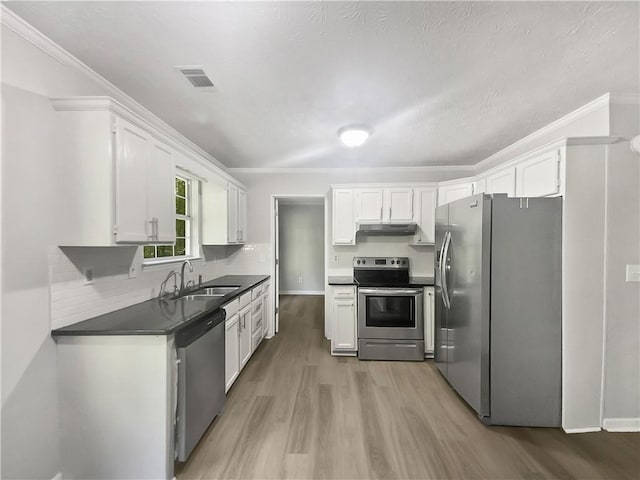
top-left (562, 426), bottom-right (601, 434)
top-left (603, 418), bottom-right (640, 432)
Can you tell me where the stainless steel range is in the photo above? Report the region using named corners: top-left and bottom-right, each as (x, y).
top-left (354, 257), bottom-right (424, 361)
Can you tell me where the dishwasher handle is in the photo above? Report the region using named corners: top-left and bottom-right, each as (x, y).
top-left (175, 309), bottom-right (226, 348)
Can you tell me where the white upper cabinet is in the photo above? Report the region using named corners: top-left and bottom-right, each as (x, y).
top-left (51, 99), bottom-right (175, 246)
top-left (355, 189), bottom-right (384, 222)
top-left (385, 188), bottom-right (414, 222)
top-left (485, 167), bottom-right (516, 196)
top-left (201, 180), bottom-right (247, 245)
top-left (332, 189), bottom-right (356, 245)
top-left (437, 182), bottom-right (474, 206)
top-left (227, 183), bottom-right (239, 243)
top-left (147, 142), bottom-right (176, 243)
top-left (355, 187), bottom-right (414, 223)
top-left (516, 148), bottom-right (562, 197)
top-left (411, 187), bottom-right (437, 244)
top-left (238, 189), bottom-right (247, 243)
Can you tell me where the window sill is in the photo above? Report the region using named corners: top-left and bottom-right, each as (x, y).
top-left (142, 256), bottom-right (204, 271)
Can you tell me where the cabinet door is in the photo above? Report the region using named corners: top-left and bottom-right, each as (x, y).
top-left (332, 189), bottom-right (355, 245)
top-left (473, 178), bottom-right (487, 195)
top-left (413, 188), bottom-right (436, 244)
top-left (227, 183), bottom-right (239, 243)
top-left (385, 188), bottom-right (414, 222)
top-left (355, 188), bottom-right (384, 222)
top-left (237, 188), bottom-right (247, 243)
top-left (262, 284), bottom-right (270, 337)
top-left (332, 299), bottom-right (356, 350)
top-left (424, 287), bottom-right (434, 354)
top-left (486, 168), bottom-right (516, 196)
top-left (239, 309), bottom-right (252, 368)
top-left (114, 117), bottom-right (152, 243)
top-left (225, 315), bottom-right (240, 392)
top-left (147, 142), bottom-right (176, 243)
top-left (437, 183), bottom-right (473, 206)
top-left (516, 149), bottom-right (561, 197)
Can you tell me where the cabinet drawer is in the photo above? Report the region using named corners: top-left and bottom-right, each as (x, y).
top-left (251, 312), bottom-right (263, 334)
top-left (222, 298), bottom-right (240, 318)
top-left (332, 287), bottom-right (355, 298)
top-left (252, 299), bottom-right (263, 315)
top-left (239, 292), bottom-right (251, 309)
top-left (252, 328), bottom-right (263, 351)
top-left (251, 284), bottom-right (264, 300)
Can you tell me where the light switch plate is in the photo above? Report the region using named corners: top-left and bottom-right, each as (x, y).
top-left (625, 265), bottom-right (640, 282)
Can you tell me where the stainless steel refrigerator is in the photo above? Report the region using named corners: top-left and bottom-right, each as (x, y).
top-left (435, 194), bottom-right (562, 426)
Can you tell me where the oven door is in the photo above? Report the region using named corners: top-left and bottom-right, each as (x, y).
top-left (358, 288), bottom-right (424, 340)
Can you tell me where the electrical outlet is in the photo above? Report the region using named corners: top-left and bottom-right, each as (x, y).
top-left (128, 265), bottom-right (137, 279)
top-left (333, 255), bottom-right (339, 263)
top-left (83, 267), bottom-right (95, 285)
top-left (298, 275), bottom-right (303, 285)
top-left (626, 265), bottom-right (640, 282)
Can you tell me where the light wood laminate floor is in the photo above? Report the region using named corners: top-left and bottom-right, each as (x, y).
top-left (176, 295), bottom-right (639, 480)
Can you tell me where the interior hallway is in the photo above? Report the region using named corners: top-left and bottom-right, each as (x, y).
top-left (176, 295), bottom-right (639, 479)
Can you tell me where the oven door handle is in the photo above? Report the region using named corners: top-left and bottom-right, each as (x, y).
top-left (358, 288), bottom-right (423, 295)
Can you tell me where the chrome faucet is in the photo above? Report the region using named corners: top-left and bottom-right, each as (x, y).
top-left (180, 260), bottom-right (194, 293)
top-left (159, 270), bottom-right (179, 298)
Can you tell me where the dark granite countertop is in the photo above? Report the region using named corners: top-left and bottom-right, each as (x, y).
top-left (327, 276), bottom-right (356, 285)
top-left (328, 276), bottom-right (434, 287)
top-left (52, 275), bottom-right (270, 337)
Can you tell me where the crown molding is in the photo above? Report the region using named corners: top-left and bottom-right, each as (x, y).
top-left (227, 165), bottom-right (474, 175)
top-left (473, 93), bottom-right (613, 173)
top-left (1, 5), bottom-right (229, 175)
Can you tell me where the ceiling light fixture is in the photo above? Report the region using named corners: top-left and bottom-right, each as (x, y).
top-left (338, 125), bottom-right (372, 147)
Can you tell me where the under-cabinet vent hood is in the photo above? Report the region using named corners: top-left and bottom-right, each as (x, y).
top-left (357, 223), bottom-right (418, 235)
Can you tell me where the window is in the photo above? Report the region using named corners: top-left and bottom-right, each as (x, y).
top-left (143, 175), bottom-right (198, 262)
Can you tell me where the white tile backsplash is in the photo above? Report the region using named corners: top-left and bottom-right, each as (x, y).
top-left (48, 243), bottom-right (271, 329)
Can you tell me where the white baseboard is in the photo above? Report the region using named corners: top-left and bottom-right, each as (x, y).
top-left (563, 426), bottom-right (601, 434)
top-left (280, 290), bottom-right (325, 295)
top-left (603, 418), bottom-right (640, 432)
top-left (52, 473), bottom-right (62, 480)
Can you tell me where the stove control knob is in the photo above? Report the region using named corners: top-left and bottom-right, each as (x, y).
top-left (356, 260), bottom-right (361, 265)
top-left (391, 260), bottom-right (395, 264)
top-left (362, 260), bottom-right (366, 264)
top-left (402, 260), bottom-right (407, 265)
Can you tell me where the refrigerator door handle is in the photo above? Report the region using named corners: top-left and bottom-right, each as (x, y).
top-left (441, 231), bottom-right (452, 309)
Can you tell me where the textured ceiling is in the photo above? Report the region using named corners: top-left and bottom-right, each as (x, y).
top-left (5, 1), bottom-right (639, 168)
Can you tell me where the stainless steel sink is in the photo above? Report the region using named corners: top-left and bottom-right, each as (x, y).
top-left (181, 286), bottom-right (240, 300)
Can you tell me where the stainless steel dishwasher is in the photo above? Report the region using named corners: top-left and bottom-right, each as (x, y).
top-left (175, 308), bottom-right (226, 462)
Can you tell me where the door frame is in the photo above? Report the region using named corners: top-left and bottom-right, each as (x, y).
top-left (269, 194), bottom-right (328, 336)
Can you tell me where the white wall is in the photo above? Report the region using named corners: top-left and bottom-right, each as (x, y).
top-left (0, 24), bottom-right (240, 478)
top-left (1, 25), bottom-right (113, 478)
top-left (278, 204), bottom-right (324, 293)
top-left (602, 104), bottom-right (640, 425)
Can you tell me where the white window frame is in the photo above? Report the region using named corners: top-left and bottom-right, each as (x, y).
top-left (142, 171), bottom-right (201, 266)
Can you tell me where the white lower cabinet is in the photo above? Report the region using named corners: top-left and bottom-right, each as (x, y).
top-left (330, 286), bottom-right (357, 354)
top-left (238, 306), bottom-right (252, 369)
top-left (262, 282), bottom-right (271, 338)
top-left (224, 314), bottom-right (240, 393)
top-left (424, 287), bottom-right (434, 356)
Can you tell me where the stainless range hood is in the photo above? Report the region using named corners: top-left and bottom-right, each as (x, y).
top-left (357, 223), bottom-right (418, 235)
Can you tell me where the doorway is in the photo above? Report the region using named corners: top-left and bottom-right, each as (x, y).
top-left (270, 195), bottom-right (327, 334)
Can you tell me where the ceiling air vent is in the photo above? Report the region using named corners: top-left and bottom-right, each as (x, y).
top-left (176, 66), bottom-right (214, 88)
